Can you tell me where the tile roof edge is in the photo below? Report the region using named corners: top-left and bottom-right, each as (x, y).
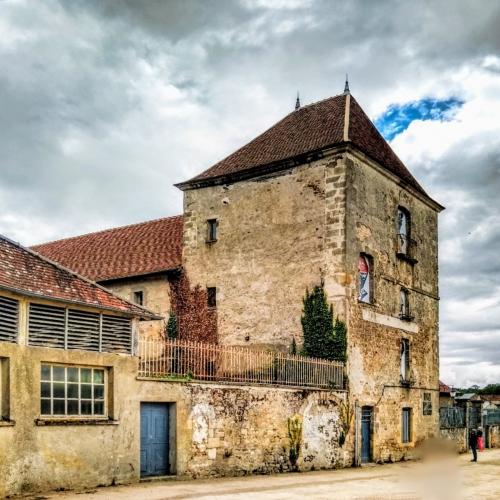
top-left (175, 143), bottom-right (350, 190)
top-left (0, 234), bottom-right (160, 319)
top-left (31, 214), bottom-right (184, 248)
top-left (0, 283), bottom-right (161, 319)
top-left (97, 267), bottom-right (182, 284)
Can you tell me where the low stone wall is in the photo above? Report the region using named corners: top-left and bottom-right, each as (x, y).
top-left (439, 427), bottom-right (467, 453)
top-left (136, 380), bottom-right (352, 478)
top-left (488, 425), bottom-right (500, 448)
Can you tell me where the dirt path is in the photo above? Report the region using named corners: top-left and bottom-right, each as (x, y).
top-left (34, 449), bottom-right (500, 500)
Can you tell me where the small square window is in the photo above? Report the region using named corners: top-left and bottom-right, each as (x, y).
top-left (206, 219), bottom-right (218, 243)
top-left (133, 291), bottom-right (144, 306)
top-left (207, 287), bottom-right (217, 308)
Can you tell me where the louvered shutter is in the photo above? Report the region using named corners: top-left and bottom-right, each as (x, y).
top-left (29, 303), bottom-right (66, 348)
top-left (101, 315), bottom-right (132, 354)
top-left (67, 309), bottom-right (100, 351)
top-left (0, 296), bottom-right (19, 343)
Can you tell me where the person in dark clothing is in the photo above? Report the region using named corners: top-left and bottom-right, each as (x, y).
top-left (469, 429), bottom-right (478, 462)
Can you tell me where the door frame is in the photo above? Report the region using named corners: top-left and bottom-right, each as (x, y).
top-left (361, 406), bottom-right (373, 464)
top-left (140, 402), bottom-right (176, 478)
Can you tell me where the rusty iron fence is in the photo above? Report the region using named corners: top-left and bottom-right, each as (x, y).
top-left (138, 338), bottom-right (344, 390)
top-left (439, 406), bottom-right (466, 428)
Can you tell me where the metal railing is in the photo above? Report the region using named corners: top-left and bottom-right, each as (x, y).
top-left (138, 338), bottom-right (344, 390)
top-left (439, 407), bottom-right (466, 428)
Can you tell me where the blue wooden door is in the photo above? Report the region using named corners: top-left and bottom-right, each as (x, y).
top-left (361, 406), bottom-right (372, 463)
top-left (140, 403), bottom-right (169, 477)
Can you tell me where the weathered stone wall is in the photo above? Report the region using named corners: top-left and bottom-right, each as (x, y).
top-left (135, 380), bottom-right (351, 477)
top-left (0, 334), bottom-right (351, 498)
top-left (488, 425), bottom-right (500, 448)
top-left (439, 427), bottom-right (467, 453)
top-left (182, 156), bottom-right (346, 349)
top-left (0, 341), bottom-right (139, 498)
top-left (342, 151), bottom-right (440, 462)
top-left (104, 274), bottom-right (171, 340)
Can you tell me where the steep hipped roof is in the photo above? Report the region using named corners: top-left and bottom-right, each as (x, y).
top-left (32, 215), bottom-right (183, 283)
top-left (177, 93), bottom-right (431, 201)
top-left (0, 235), bottom-right (158, 317)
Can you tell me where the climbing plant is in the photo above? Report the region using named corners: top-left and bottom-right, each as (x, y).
top-left (301, 283), bottom-right (347, 362)
top-left (287, 415), bottom-right (302, 468)
top-left (166, 311), bottom-right (178, 339)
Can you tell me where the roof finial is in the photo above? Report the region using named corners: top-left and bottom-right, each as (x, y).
top-left (344, 74), bottom-right (350, 94)
top-left (295, 91), bottom-right (301, 110)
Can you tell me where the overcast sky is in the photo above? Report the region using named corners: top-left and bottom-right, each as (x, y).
top-left (1, 0), bottom-right (499, 387)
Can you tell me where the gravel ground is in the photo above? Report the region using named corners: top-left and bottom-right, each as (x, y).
top-left (32, 448), bottom-right (500, 500)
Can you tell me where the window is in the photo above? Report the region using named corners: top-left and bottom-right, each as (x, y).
top-left (397, 207), bottom-right (410, 255)
top-left (133, 291), bottom-right (144, 306)
top-left (0, 295), bottom-right (19, 343)
top-left (400, 338), bottom-right (410, 384)
top-left (358, 254), bottom-right (373, 303)
top-left (402, 408), bottom-right (412, 443)
top-left (206, 219), bottom-right (218, 243)
top-left (397, 207), bottom-right (417, 263)
top-left (0, 358), bottom-right (10, 420)
top-left (399, 288), bottom-right (412, 320)
top-left (40, 364), bottom-right (106, 417)
top-left (423, 392), bottom-right (432, 416)
top-left (207, 287), bottom-right (217, 308)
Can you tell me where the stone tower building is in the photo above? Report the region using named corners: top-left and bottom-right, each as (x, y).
top-left (34, 88), bottom-right (443, 464)
top-left (176, 90), bottom-right (444, 462)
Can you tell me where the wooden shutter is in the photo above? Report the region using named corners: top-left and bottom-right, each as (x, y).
top-left (28, 303), bottom-right (66, 348)
top-left (67, 309), bottom-right (100, 351)
top-left (0, 296), bottom-right (19, 343)
top-left (101, 315), bottom-right (132, 354)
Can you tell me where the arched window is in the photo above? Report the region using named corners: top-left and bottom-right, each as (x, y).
top-left (358, 254), bottom-right (372, 303)
top-left (397, 207), bottom-right (411, 255)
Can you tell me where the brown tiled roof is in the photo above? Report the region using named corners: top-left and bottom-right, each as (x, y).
top-left (439, 381), bottom-right (452, 394)
top-left (32, 215), bottom-right (183, 282)
top-left (177, 93), bottom-right (430, 199)
top-left (0, 235), bottom-right (157, 317)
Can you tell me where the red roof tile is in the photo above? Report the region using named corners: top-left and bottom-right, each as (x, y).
top-left (439, 381), bottom-right (452, 393)
top-left (0, 235), bottom-right (157, 317)
top-left (177, 93), bottom-right (431, 200)
top-left (32, 215), bottom-right (183, 282)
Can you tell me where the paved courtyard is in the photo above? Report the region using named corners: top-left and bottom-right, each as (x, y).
top-left (42, 449), bottom-right (500, 500)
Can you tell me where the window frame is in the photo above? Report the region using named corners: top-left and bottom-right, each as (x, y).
top-left (399, 288), bottom-right (413, 320)
top-left (400, 338), bottom-right (410, 384)
top-left (358, 253), bottom-right (374, 304)
top-left (402, 407), bottom-right (412, 443)
top-left (207, 287), bottom-right (217, 308)
top-left (423, 392), bottom-right (432, 416)
top-left (206, 219), bottom-right (218, 243)
top-left (133, 290), bottom-right (144, 306)
top-left (40, 363), bottom-right (107, 419)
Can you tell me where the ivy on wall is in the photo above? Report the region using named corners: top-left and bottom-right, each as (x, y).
top-left (168, 271), bottom-right (218, 343)
top-left (300, 283), bottom-right (347, 362)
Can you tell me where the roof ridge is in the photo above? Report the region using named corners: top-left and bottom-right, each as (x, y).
top-left (1, 234), bottom-right (159, 318)
top-left (33, 214), bottom-right (183, 247)
top-left (295, 91), bottom-right (346, 112)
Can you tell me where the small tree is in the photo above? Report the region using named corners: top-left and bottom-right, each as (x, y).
top-left (301, 284), bottom-right (347, 361)
top-left (166, 311), bottom-right (178, 339)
